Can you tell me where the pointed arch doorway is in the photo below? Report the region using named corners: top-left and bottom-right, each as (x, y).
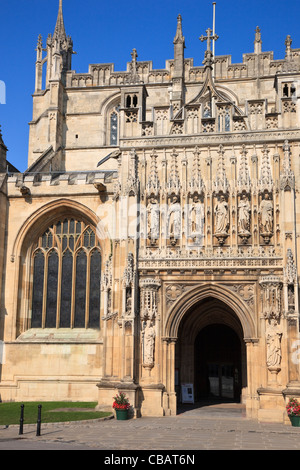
top-left (174, 296), bottom-right (247, 406)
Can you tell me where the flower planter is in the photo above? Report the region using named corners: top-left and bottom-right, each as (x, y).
top-left (115, 409), bottom-right (128, 421)
top-left (289, 416), bottom-right (300, 427)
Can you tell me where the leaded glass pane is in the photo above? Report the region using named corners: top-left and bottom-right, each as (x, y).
top-left (63, 219), bottom-right (68, 234)
top-left (31, 251), bottom-right (45, 328)
top-left (225, 113), bottom-right (230, 132)
top-left (89, 250), bottom-right (101, 328)
top-left (110, 112), bottom-right (118, 145)
top-left (69, 219), bottom-right (75, 233)
top-left (74, 250), bottom-right (87, 328)
top-left (31, 218), bottom-right (101, 330)
top-left (45, 251), bottom-right (59, 328)
top-left (60, 250), bottom-right (73, 328)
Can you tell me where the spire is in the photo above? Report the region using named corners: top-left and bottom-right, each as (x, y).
top-left (172, 15), bottom-right (185, 109)
top-left (53, 0), bottom-right (66, 41)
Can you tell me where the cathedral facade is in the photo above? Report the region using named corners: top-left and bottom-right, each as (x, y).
top-left (1, 1), bottom-right (300, 424)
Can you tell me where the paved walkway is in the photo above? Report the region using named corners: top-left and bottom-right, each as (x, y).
top-left (0, 403), bottom-right (300, 451)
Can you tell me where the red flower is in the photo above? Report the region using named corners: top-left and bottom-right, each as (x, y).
top-left (112, 392), bottom-right (130, 410)
top-left (286, 398), bottom-right (300, 416)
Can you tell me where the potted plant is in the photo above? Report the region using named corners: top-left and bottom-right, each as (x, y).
top-left (286, 397), bottom-right (300, 427)
top-left (113, 392), bottom-right (130, 420)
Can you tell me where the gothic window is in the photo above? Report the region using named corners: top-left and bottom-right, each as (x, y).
top-left (126, 95), bottom-right (132, 108)
top-left (30, 218), bottom-right (101, 329)
top-left (218, 107), bottom-right (231, 132)
top-left (125, 94), bottom-right (138, 108)
top-left (110, 107), bottom-right (119, 146)
top-left (203, 102), bottom-right (212, 118)
top-left (282, 83), bottom-right (296, 99)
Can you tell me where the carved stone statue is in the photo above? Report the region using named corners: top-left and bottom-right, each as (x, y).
top-left (142, 320), bottom-right (156, 368)
top-left (189, 195), bottom-right (204, 239)
top-left (147, 197), bottom-right (160, 243)
top-left (168, 195), bottom-right (181, 243)
top-left (215, 195), bottom-right (229, 234)
top-left (238, 194), bottom-right (251, 234)
top-left (259, 193), bottom-right (273, 234)
top-left (266, 319), bottom-right (282, 373)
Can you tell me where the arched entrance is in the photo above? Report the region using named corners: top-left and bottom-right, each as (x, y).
top-left (173, 295), bottom-right (248, 408)
top-left (194, 324), bottom-right (242, 402)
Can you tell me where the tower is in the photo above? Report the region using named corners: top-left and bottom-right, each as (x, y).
top-left (29, 0), bottom-right (74, 170)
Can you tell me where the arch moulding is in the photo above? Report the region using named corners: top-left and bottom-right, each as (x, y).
top-left (164, 283), bottom-right (257, 341)
top-left (11, 198), bottom-right (110, 260)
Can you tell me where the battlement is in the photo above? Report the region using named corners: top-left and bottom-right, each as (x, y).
top-left (64, 47), bottom-right (300, 89)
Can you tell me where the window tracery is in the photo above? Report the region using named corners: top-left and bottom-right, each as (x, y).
top-left (30, 218), bottom-right (101, 329)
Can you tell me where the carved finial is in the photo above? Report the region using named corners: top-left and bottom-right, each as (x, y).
top-left (280, 140), bottom-right (295, 191)
top-left (214, 145), bottom-right (229, 194)
top-left (125, 49), bottom-right (141, 84)
top-left (254, 26), bottom-right (262, 54)
top-left (146, 150), bottom-right (160, 197)
top-left (167, 149), bottom-right (181, 196)
top-left (174, 14), bottom-right (185, 45)
top-left (200, 28), bottom-right (219, 68)
top-left (189, 147), bottom-right (205, 196)
top-left (237, 145), bottom-right (251, 194)
top-left (259, 144), bottom-right (273, 193)
top-left (285, 35), bottom-right (292, 59)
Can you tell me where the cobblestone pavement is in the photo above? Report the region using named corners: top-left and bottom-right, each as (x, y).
top-left (0, 403), bottom-right (300, 451)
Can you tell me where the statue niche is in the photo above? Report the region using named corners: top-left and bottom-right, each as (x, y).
top-left (238, 193), bottom-right (251, 244)
top-left (188, 193), bottom-right (205, 245)
top-left (147, 196), bottom-right (160, 246)
top-left (214, 194), bottom-right (229, 245)
top-left (168, 194), bottom-right (181, 246)
top-left (258, 191), bottom-right (274, 244)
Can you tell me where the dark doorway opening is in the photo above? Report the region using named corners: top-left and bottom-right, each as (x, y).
top-left (194, 324), bottom-right (242, 403)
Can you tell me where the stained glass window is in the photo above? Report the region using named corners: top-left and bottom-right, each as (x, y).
top-left (110, 111), bottom-right (118, 146)
top-left (30, 218), bottom-right (101, 329)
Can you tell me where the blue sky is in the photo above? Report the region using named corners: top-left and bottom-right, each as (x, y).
top-left (0, 0), bottom-right (299, 172)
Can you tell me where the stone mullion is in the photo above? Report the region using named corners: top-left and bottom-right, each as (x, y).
top-left (56, 249), bottom-right (63, 328)
top-left (70, 251), bottom-right (77, 328)
top-left (27, 252), bottom-right (35, 331)
top-left (85, 251), bottom-right (91, 328)
top-left (42, 251), bottom-right (49, 329)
